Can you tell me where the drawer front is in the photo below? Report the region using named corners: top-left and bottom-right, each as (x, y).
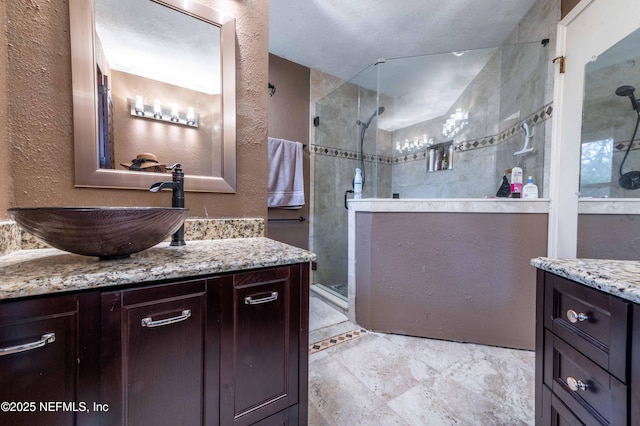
top-left (220, 266), bottom-right (300, 425)
top-left (543, 330), bottom-right (627, 425)
top-left (544, 272), bottom-right (630, 381)
top-left (101, 280), bottom-right (208, 426)
top-left (541, 385), bottom-right (604, 426)
top-left (0, 295), bottom-right (79, 426)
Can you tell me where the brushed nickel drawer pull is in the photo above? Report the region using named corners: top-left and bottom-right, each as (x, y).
top-left (566, 309), bottom-right (589, 323)
top-left (141, 309), bottom-right (191, 328)
top-left (0, 333), bottom-right (56, 357)
top-left (566, 376), bottom-right (589, 392)
top-left (245, 292), bottom-right (278, 305)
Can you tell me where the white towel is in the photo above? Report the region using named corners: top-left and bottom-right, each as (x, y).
top-left (268, 137), bottom-right (305, 208)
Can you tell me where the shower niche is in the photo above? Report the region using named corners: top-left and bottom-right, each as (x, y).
top-left (427, 141), bottom-right (455, 172)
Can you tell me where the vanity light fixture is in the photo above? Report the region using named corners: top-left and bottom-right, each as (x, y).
top-left (135, 95), bottom-right (145, 116)
top-left (153, 99), bottom-right (162, 119)
top-left (395, 133), bottom-right (433, 153)
top-left (186, 107), bottom-right (195, 126)
top-left (130, 97), bottom-right (199, 128)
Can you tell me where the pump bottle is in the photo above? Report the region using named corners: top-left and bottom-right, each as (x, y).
top-left (354, 168), bottom-right (363, 199)
top-left (522, 176), bottom-right (539, 199)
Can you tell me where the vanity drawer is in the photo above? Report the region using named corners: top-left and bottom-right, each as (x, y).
top-left (544, 272), bottom-right (630, 382)
top-left (543, 330), bottom-right (627, 425)
top-left (541, 385), bottom-right (603, 426)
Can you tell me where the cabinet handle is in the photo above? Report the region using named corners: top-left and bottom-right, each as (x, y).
top-left (566, 376), bottom-right (589, 392)
top-left (0, 333), bottom-right (56, 357)
top-left (141, 309), bottom-right (191, 328)
top-left (244, 291), bottom-right (278, 305)
top-left (566, 309), bottom-right (589, 323)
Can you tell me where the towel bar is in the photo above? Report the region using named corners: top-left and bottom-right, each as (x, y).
top-left (268, 216), bottom-right (306, 222)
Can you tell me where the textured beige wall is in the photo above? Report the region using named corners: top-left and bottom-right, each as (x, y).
top-left (0, 2), bottom-right (9, 217)
top-left (110, 70), bottom-right (218, 177)
top-left (266, 54), bottom-right (310, 249)
top-left (1, 0), bottom-right (268, 220)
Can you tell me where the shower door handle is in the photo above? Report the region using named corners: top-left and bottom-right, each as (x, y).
top-left (344, 189), bottom-right (354, 209)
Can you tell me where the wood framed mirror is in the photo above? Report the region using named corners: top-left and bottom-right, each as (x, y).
top-left (69, 0), bottom-right (236, 192)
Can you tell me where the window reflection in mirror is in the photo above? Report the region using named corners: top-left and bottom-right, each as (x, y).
top-left (581, 27), bottom-right (640, 197)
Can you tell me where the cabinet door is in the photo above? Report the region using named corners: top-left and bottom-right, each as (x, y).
top-left (0, 293), bottom-right (99, 426)
top-left (220, 266), bottom-right (301, 425)
top-left (101, 279), bottom-right (208, 426)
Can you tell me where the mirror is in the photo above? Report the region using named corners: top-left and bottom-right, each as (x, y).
top-left (69, 0), bottom-right (236, 192)
top-left (580, 27), bottom-right (640, 198)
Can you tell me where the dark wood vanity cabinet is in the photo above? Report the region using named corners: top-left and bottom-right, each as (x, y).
top-left (535, 270), bottom-right (636, 425)
top-left (220, 265), bottom-right (304, 425)
top-left (0, 293), bottom-right (100, 426)
top-left (100, 278), bottom-right (216, 425)
top-left (0, 262), bottom-right (308, 426)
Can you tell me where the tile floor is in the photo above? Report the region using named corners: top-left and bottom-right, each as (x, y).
top-left (308, 295), bottom-right (535, 425)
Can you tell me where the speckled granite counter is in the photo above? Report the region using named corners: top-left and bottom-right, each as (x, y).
top-left (1, 217), bottom-right (265, 254)
top-left (532, 257), bottom-right (640, 304)
top-left (0, 237), bottom-right (315, 301)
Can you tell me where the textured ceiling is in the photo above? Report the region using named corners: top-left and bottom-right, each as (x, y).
top-left (269, 0), bottom-right (538, 81)
top-left (269, 0), bottom-right (540, 129)
top-left (96, 0), bottom-right (220, 94)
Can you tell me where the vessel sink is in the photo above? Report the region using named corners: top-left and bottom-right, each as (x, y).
top-left (8, 207), bottom-right (190, 260)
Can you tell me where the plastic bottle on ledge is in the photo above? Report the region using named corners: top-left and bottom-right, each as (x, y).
top-left (354, 168), bottom-right (363, 199)
top-left (441, 150), bottom-right (449, 170)
top-left (510, 166), bottom-right (523, 198)
top-left (522, 176), bottom-right (539, 199)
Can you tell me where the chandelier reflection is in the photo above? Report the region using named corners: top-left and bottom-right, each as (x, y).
top-left (442, 108), bottom-right (468, 138)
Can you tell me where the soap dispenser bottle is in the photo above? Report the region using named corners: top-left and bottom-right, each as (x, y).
top-left (510, 166), bottom-right (523, 198)
top-left (522, 176), bottom-right (539, 199)
top-left (354, 168), bottom-right (363, 199)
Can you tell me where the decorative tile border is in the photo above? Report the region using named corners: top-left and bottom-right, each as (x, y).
top-left (457, 103), bottom-right (553, 153)
top-left (311, 103), bottom-right (554, 165)
top-left (309, 328), bottom-right (368, 354)
top-left (309, 144), bottom-right (394, 165)
top-left (612, 139), bottom-right (640, 152)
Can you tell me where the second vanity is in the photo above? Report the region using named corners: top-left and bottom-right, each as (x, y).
top-left (532, 257), bottom-right (640, 425)
top-left (0, 235), bottom-right (315, 426)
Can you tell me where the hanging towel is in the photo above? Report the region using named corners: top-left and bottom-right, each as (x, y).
top-left (268, 137), bottom-right (305, 208)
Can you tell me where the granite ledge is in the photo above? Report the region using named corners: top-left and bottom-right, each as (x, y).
top-left (0, 237), bottom-right (315, 301)
top-left (532, 257), bottom-right (640, 304)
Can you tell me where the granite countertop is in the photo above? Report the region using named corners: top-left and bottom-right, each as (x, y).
top-left (532, 257), bottom-right (640, 304)
top-left (0, 237), bottom-right (316, 301)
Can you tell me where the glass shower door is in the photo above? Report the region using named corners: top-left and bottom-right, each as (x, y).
top-left (310, 83), bottom-right (358, 300)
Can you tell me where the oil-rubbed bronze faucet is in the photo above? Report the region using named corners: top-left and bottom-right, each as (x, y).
top-left (150, 163), bottom-right (186, 246)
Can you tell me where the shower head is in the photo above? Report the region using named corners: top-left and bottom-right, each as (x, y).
top-left (616, 85), bottom-right (640, 112)
top-left (357, 106), bottom-right (386, 129)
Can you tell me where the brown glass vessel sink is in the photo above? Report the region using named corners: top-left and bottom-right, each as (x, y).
top-left (8, 207), bottom-right (190, 260)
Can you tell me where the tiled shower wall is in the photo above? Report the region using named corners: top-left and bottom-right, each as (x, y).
top-left (391, 42), bottom-right (551, 198)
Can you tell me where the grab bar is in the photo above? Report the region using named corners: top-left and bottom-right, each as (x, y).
top-left (344, 189), bottom-right (354, 209)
